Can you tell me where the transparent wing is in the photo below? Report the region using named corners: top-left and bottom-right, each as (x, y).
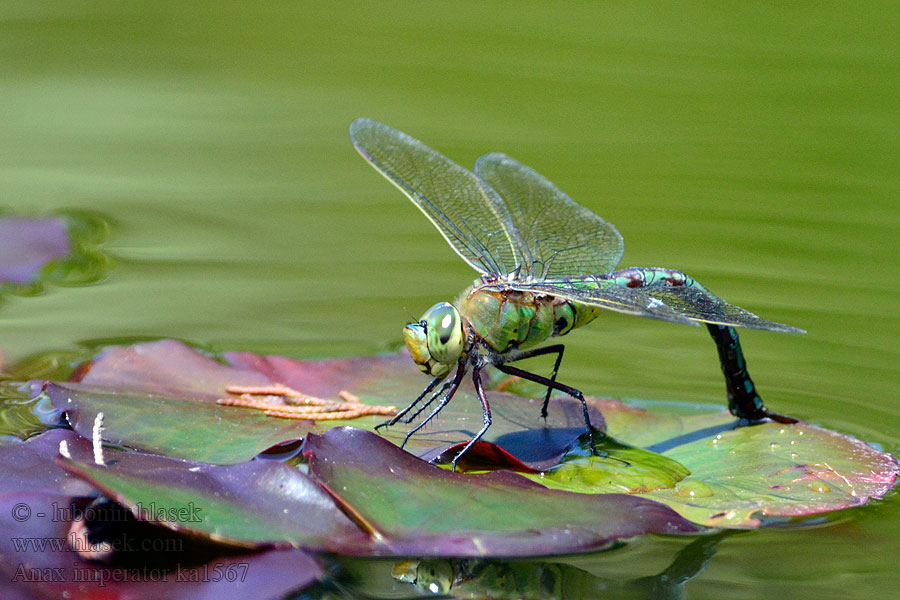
top-left (501, 279), bottom-right (698, 326)
top-left (474, 153), bottom-right (624, 279)
top-left (504, 278), bottom-right (803, 332)
top-left (350, 118), bottom-right (522, 275)
top-left (637, 285), bottom-right (804, 332)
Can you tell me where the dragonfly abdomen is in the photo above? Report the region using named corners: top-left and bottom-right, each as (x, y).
top-left (608, 267), bottom-right (700, 290)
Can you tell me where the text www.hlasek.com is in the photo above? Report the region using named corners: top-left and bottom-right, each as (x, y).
top-left (12, 532), bottom-right (183, 554)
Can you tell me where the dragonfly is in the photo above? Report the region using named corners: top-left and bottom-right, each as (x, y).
top-left (350, 118), bottom-right (804, 471)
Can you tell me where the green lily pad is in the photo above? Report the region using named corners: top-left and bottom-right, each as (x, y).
top-left (540, 432), bottom-right (691, 494)
top-left (642, 420), bottom-right (899, 527)
top-left (47, 381), bottom-right (314, 464)
top-left (490, 381), bottom-right (899, 526)
top-left (528, 404), bottom-right (899, 527)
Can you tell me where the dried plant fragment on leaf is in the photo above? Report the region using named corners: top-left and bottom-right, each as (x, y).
top-left (218, 384), bottom-right (396, 420)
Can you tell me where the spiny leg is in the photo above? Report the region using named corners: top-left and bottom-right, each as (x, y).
top-left (375, 376), bottom-right (442, 431)
top-left (506, 344), bottom-right (566, 419)
top-left (397, 376), bottom-right (457, 424)
top-left (495, 363), bottom-right (598, 455)
top-left (706, 324), bottom-right (797, 424)
top-left (450, 366), bottom-right (493, 471)
top-left (399, 365), bottom-right (467, 449)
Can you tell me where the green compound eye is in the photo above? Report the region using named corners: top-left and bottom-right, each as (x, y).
top-left (423, 302), bottom-right (463, 364)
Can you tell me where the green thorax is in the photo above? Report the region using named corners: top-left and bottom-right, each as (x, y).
top-left (456, 282), bottom-right (601, 354)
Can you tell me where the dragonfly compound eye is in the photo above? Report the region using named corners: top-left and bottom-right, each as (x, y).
top-left (423, 302), bottom-right (463, 364)
top-left (403, 318), bottom-right (452, 378)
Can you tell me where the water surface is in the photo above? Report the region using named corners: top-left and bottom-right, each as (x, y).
top-left (1, 2), bottom-right (898, 597)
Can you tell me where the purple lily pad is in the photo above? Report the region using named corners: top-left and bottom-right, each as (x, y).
top-left (0, 429), bottom-right (323, 599)
top-left (56, 434), bottom-right (371, 553)
top-left (55, 425), bottom-right (697, 557)
top-left (0, 218), bottom-right (69, 285)
top-left (0, 428), bottom-right (96, 505)
top-left (303, 427), bottom-right (697, 556)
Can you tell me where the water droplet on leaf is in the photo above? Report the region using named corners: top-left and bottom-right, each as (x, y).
top-left (674, 480), bottom-right (713, 498)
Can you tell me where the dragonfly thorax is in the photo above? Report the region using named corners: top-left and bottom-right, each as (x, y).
top-left (403, 302), bottom-right (465, 378)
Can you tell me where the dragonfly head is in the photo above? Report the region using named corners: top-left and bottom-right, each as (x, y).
top-left (404, 302), bottom-right (464, 378)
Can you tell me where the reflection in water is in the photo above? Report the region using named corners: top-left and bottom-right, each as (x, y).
top-left (0, 210), bottom-right (112, 300)
top-left (330, 532), bottom-right (731, 600)
top-left (0, 348), bottom-right (95, 441)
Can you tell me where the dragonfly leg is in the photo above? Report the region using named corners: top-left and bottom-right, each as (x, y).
top-left (374, 376), bottom-right (443, 431)
top-left (706, 324), bottom-right (797, 424)
top-left (494, 363), bottom-right (598, 456)
top-left (505, 344), bottom-right (566, 419)
top-left (450, 365), bottom-right (493, 471)
top-left (395, 376), bottom-right (458, 425)
top-left (399, 365), bottom-right (466, 449)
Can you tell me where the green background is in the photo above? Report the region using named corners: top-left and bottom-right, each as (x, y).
top-left (1, 2), bottom-right (898, 597)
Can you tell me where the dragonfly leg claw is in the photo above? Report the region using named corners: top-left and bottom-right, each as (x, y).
top-left (375, 376), bottom-right (446, 430)
top-left (756, 410), bottom-right (798, 425)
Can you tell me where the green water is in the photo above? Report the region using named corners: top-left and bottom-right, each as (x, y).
top-left (1, 2), bottom-right (898, 597)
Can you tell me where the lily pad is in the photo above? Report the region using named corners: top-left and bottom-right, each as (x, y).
top-left (529, 404), bottom-right (899, 527)
top-left (0, 429), bottom-right (322, 599)
top-left (642, 420), bottom-right (899, 527)
top-left (303, 427), bottom-right (697, 556)
top-left (0, 428), bottom-right (96, 499)
top-left (464, 381), bottom-right (899, 527)
top-left (44, 340), bottom-right (898, 528)
top-left (49, 339), bottom-right (597, 465)
top-left (539, 432), bottom-right (692, 494)
top-left (54, 426), bottom-right (696, 558)
top-left (56, 433), bottom-right (371, 552)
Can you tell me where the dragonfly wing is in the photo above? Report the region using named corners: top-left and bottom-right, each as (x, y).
top-left (350, 119), bottom-right (523, 276)
top-left (638, 285), bottom-right (805, 333)
top-left (503, 279), bottom-right (698, 326)
top-left (474, 153), bottom-right (624, 279)
top-left (506, 278), bottom-right (802, 333)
